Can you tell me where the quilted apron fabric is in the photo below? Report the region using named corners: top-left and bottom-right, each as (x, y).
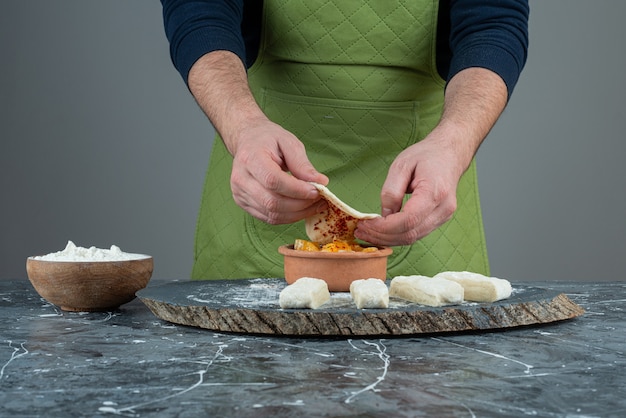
top-left (192, 0), bottom-right (490, 279)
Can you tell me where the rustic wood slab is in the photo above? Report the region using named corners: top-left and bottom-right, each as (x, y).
top-left (136, 279), bottom-right (585, 337)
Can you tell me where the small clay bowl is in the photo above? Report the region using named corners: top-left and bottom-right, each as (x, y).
top-left (278, 245), bottom-right (392, 292)
top-left (26, 256), bottom-right (153, 312)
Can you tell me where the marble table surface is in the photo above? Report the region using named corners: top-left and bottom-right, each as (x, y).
top-left (1, 279), bottom-right (624, 417)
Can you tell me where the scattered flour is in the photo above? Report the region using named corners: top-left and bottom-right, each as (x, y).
top-left (33, 241), bottom-right (149, 262)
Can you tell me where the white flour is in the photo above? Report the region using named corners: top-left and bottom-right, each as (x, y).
top-left (33, 241), bottom-right (149, 262)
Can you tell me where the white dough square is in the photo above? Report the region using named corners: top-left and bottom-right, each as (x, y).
top-left (433, 271), bottom-right (512, 302)
top-left (350, 278), bottom-right (389, 309)
top-left (279, 277), bottom-right (330, 309)
top-left (389, 275), bottom-right (464, 307)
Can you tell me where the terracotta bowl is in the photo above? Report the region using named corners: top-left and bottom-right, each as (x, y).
top-left (278, 245), bottom-right (392, 292)
top-left (26, 256), bottom-right (153, 312)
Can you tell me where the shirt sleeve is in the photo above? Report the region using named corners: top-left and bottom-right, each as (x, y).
top-left (447, 0), bottom-right (529, 98)
top-left (161, 0), bottom-right (529, 98)
top-left (161, 0), bottom-right (246, 84)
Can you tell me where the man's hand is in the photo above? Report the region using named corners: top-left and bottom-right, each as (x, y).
top-left (354, 130), bottom-right (462, 245)
top-left (355, 67), bottom-right (508, 246)
top-left (188, 51), bottom-right (328, 224)
top-left (229, 117), bottom-right (328, 224)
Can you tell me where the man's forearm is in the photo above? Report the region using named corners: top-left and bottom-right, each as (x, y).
top-left (187, 50), bottom-right (266, 155)
top-left (435, 67), bottom-right (508, 176)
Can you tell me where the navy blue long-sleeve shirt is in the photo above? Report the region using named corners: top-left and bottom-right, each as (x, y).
top-left (161, 0), bottom-right (529, 98)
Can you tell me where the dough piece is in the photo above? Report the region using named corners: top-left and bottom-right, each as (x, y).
top-left (305, 183), bottom-right (380, 244)
top-left (350, 278), bottom-right (389, 309)
top-left (433, 271), bottom-right (512, 302)
top-left (389, 275), bottom-right (464, 307)
top-left (279, 277), bottom-right (330, 309)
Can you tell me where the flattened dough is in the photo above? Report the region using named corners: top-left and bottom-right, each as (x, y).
top-left (306, 183), bottom-right (380, 244)
top-left (279, 277), bottom-right (330, 309)
top-left (350, 278), bottom-right (389, 309)
top-left (434, 271), bottom-right (512, 303)
top-left (389, 275), bottom-right (464, 307)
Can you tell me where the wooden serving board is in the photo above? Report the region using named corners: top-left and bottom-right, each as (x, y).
top-left (137, 279), bottom-right (584, 337)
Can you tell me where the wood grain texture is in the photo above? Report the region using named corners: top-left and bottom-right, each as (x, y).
top-left (137, 279), bottom-right (585, 337)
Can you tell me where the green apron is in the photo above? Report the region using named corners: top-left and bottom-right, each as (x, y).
top-left (192, 0), bottom-right (490, 279)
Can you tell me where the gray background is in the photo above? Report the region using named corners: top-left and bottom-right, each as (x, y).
top-left (1, 1), bottom-right (624, 282)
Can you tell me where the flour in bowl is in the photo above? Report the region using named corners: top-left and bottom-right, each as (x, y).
top-left (33, 241), bottom-right (149, 261)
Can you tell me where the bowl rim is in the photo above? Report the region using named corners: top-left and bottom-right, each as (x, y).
top-left (26, 255), bottom-right (153, 263)
top-left (278, 244), bottom-right (392, 259)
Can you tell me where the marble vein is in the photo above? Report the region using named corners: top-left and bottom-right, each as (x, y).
top-left (344, 339), bottom-right (390, 403)
top-left (1, 340), bottom-right (29, 380)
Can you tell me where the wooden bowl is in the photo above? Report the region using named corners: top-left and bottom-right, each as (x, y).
top-left (278, 245), bottom-right (392, 292)
top-left (26, 256), bottom-right (153, 311)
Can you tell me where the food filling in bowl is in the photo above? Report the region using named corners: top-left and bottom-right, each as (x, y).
top-left (293, 239), bottom-right (379, 253)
